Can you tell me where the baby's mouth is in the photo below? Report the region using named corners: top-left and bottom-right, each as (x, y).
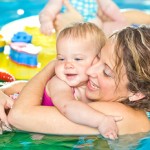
top-left (66, 74), bottom-right (77, 79)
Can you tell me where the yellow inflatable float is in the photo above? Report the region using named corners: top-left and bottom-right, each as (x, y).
top-left (0, 16), bottom-right (56, 80)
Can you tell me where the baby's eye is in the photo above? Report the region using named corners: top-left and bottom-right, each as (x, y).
top-left (57, 58), bottom-right (65, 61)
top-left (74, 58), bottom-right (83, 61)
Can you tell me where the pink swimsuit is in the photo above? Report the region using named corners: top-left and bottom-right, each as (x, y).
top-left (42, 87), bottom-right (75, 106)
top-left (11, 89), bottom-right (54, 106)
top-left (42, 88), bottom-right (54, 106)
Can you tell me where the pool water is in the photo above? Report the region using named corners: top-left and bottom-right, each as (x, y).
top-left (0, 131), bottom-right (150, 150)
top-left (114, 0), bottom-right (150, 12)
top-left (0, 0), bottom-right (150, 28)
top-left (0, 0), bottom-right (47, 28)
top-left (0, 0), bottom-right (150, 149)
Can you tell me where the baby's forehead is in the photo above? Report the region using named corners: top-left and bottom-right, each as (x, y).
top-left (57, 35), bottom-right (101, 53)
top-left (57, 35), bottom-right (94, 41)
top-left (57, 36), bottom-right (98, 48)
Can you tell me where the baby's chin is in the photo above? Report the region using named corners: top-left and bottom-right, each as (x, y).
top-left (66, 81), bottom-right (80, 87)
top-left (67, 80), bottom-right (87, 88)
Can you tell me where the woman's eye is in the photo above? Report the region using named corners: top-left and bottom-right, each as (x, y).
top-left (103, 69), bottom-right (112, 78)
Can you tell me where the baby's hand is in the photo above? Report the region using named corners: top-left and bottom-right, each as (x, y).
top-left (40, 21), bottom-right (54, 35)
top-left (98, 115), bottom-right (122, 140)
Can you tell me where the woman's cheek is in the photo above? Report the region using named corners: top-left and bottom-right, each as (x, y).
top-left (92, 57), bottom-right (99, 65)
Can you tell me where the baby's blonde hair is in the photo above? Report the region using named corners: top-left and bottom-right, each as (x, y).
top-left (56, 22), bottom-right (106, 53)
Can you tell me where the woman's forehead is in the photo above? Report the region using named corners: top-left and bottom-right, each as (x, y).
top-left (100, 40), bottom-right (116, 67)
top-left (101, 39), bottom-right (127, 77)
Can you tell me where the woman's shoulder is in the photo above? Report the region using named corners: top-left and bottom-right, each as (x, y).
top-left (89, 101), bottom-right (150, 135)
top-left (88, 101), bottom-right (135, 115)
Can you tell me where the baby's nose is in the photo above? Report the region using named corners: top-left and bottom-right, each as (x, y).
top-left (65, 62), bottom-right (74, 69)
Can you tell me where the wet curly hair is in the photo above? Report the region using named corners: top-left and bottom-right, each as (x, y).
top-left (111, 25), bottom-right (150, 111)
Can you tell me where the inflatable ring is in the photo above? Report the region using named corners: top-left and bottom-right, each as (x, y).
top-left (0, 70), bottom-right (15, 82)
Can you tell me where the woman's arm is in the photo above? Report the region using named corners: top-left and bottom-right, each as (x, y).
top-left (0, 80), bottom-right (27, 96)
top-left (0, 90), bottom-right (14, 127)
top-left (8, 61), bottom-right (150, 135)
top-left (0, 80), bottom-right (27, 127)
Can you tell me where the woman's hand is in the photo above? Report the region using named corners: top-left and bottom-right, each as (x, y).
top-left (0, 90), bottom-right (13, 133)
top-left (54, 0), bottom-right (83, 32)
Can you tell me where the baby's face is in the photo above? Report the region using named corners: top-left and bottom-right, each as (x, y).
top-left (55, 37), bottom-right (98, 87)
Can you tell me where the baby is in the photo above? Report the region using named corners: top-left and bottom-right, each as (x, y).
top-left (42, 22), bottom-right (121, 139)
top-left (39, 0), bottom-right (125, 35)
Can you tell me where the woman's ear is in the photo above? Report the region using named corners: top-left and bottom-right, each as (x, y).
top-left (129, 92), bottom-right (145, 101)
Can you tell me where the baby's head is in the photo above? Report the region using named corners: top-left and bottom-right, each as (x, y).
top-left (55, 22), bottom-right (106, 87)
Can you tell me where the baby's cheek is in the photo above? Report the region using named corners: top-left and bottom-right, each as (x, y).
top-left (55, 65), bottom-right (62, 75)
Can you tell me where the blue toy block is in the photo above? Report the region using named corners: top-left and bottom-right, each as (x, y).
top-left (9, 48), bottom-right (38, 67)
top-left (11, 32), bottom-right (32, 43)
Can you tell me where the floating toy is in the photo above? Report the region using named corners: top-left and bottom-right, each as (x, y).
top-left (0, 24), bottom-right (56, 80)
top-left (9, 42), bottom-right (41, 67)
top-left (11, 31), bottom-right (32, 43)
top-left (0, 70), bottom-right (15, 82)
top-left (0, 34), bottom-right (6, 52)
top-left (24, 26), bottom-right (56, 48)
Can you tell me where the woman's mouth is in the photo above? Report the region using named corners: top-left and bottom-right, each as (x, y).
top-left (87, 80), bottom-right (99, 91)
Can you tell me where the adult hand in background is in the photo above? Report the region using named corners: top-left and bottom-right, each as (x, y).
top-left (54, 0), bottom-right (83, 32)
top-left (97, 0), bottom-right (125, 22)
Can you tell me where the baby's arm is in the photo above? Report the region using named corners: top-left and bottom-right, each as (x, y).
top-left (39, 0), bottom-right (63, 35)
top-left (47, 76), bottom-right (121, 139)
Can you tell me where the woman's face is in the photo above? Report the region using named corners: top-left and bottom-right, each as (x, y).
top-left (86, 39), bottom-right (130, 102)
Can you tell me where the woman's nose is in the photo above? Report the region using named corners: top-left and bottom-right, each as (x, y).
top-left (86, 61), bottom-right (102, 77)
top-left (86, 64), bottom-right (98, 77)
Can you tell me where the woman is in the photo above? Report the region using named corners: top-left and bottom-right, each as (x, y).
top-left (7, 25), bottom-right (150, 135)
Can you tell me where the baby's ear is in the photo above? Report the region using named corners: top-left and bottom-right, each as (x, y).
top-left (129, 92), bottom-right (145, 101)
